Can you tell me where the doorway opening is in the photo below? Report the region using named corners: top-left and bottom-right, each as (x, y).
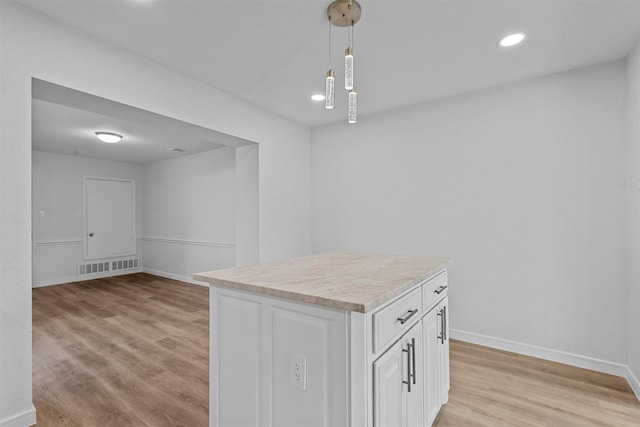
top-left (31, 78), bottom-right (258, 425)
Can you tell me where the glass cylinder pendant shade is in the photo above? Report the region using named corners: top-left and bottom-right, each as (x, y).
top-left (325, 69), bottom-right (335, 110)
top-left (348, 88), bottom-right (357, 124)
top-left (345, 47), bottom-right (354, 90)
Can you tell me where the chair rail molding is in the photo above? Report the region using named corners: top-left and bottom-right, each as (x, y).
top-left (36, 239), bottom-right (83, 246)
top-left (139, 236), bottom-right (235, 248)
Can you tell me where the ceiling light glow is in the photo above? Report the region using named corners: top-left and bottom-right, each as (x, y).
top-left (95, 131), bottom-right (123, 143)
top-left (311, 94), bottom-right (326, 102)
top-left (499, 33), bottom-right (526, 47)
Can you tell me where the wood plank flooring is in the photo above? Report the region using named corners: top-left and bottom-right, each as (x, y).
top-left (435, 340), bottom-right (640, 426)
top-left (32, 273), bottom-right (209, 426)
top-left (33, 274), bottom-right (640, 426)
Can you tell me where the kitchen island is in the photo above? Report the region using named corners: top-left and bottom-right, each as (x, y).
top-left (194, 252), bottom-right (451, 427)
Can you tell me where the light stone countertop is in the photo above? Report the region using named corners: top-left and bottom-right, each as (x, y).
top-left (193, 252), bottom-right (451, 313)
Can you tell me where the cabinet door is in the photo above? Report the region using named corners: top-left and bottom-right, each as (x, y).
top-left (404, 321), bottom-right (424, 427)
top-left (439, 297), bottom-right (450, 404)
top-left (373, 339), bottom-right (403, 427)
top-left (374, 321), bottom-right (424, 427)
top-left (423, 306), bottom-right (441, 426)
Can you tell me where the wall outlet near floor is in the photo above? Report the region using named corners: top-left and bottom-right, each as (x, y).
top-left (291, 353), bottom-right (307, 391)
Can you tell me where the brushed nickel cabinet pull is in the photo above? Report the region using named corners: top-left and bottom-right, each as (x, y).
top-left (434, 285), bottom-right (448, 295)
top-left (411, 337), bottom-right (416, 385)
top-left (437, 309), bottom-right (444, 344)
top-left (397, 309), bottom-right (418, 325)
top-left (443, 306), bottom-right (447, 341)
top-left (402, 343), bottom-right (412, 392)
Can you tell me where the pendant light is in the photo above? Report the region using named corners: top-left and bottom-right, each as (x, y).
top-left (344, 2), bottom-right (354, 90)
top-left (325, 22), bottom-right (335, 109)
top-left (348, 87), bottom-right (357, 124)
top-left (325, 0), bottom-right (362, 123)
top-left (325, 70), bottom-right (335, 109)
top-left (345, 47), bottom-right (353, 90)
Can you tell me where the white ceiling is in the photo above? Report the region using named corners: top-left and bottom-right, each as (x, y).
top-left (32, 79), bottom-right (254, 164)
top-left (19, 0), bottom-right (640, 127)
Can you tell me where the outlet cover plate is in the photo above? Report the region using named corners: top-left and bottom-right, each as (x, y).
top-left (291, 353), bottom-right (307, 391)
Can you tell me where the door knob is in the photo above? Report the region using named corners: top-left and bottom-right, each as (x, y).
top-left (89, 233), bottom-right (94, 237)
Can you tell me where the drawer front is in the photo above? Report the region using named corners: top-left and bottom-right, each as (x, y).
top-left (373, 287), bottom-right (422, 354)
top-left (422, 270), bottom-right (448, 312)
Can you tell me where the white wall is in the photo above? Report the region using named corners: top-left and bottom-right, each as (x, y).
top-left (312, 62), bottom-right (628, 370)
top-left (141, 147), bottom-right (237, 282)
top-left (32, 151), bottom-right (143, 287)
top-left (0, 2), bottom-right (311, 425)
top-left (627, 42), bottom-right (640, 397)
top-left (235, 144), bottom-right (260, 266)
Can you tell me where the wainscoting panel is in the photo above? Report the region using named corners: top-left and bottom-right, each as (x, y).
top-left (140, 236), bottom-right (235, 285)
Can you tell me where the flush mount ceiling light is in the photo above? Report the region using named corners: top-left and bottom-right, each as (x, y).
top-left (311, 93), bottom-right (326, 102)
top-left (324, 0), bottom-right (361, 123)
top-left (499, 32), bottom-right (526, 47)
top-left (94, 131), bottom-right (123, 143)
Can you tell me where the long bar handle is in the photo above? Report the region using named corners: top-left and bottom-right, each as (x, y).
top-left (411, 338), bottom-right (416, 385)
top-left (402, 343), bottom-right (412, 392)
top-left (434, 285), bottom-right (448, 295)
top-left (442, 306), bottom-right (447, 341)
top-left (437, 309), bottom-right (444, 344)
top-left (397, 309), bottom-right (418, 325)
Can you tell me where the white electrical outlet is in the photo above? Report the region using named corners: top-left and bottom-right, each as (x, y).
top-left (291, 353), bottom-right (307, 391)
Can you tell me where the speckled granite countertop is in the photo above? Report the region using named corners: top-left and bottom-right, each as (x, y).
top-left (193, 252), bottom-right (451, 313)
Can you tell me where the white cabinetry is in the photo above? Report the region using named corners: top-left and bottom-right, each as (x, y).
top-left (423, 302), bottom-right (441, 425)
top-left (438, 297), bottom-right (450, 405)
top-left (373, 321), bottom-right (424, 427)
top-left (423, 296), bottom-right (449, 426)
top-left (208, 268), bottom-right (449, 427)
top-left (372, 271), bottom-right (449, 427)
top-left (210, 288), bottom-right (348, 427)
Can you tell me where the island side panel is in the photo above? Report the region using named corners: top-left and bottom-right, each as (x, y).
top-left (348, 311), bottom-right (370, 427)
top-left (211, 286), bottom-right (263, 427)
top-left (271, 302), bottom-right (348, 427)
top-left (211, 285), bottom-right (349, 427)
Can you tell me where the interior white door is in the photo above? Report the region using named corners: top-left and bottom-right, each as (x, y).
top-left (85, 177), bottom-right (136, 259)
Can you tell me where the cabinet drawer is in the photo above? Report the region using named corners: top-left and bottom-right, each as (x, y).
top-left (422, 270), bottom-right (448, 312)
top-left (373, 287), bottom-right (422, 354)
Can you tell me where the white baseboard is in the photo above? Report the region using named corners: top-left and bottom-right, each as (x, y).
top-left (450, 329), bottom-right (629, 378)
top-left (33, 269), bottom-right (142, 288)
top-left (0, 405), bottom-right (36, 427)
top-left (627, 366), bottom-right (640, 401)
top-left (142, 268), bottom-right (209, 287)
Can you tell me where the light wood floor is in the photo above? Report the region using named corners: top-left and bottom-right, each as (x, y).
top-left (435, 341), bottom-right (640, 426)
top-left (33, 274), bottom-right (209, 426)
top-left (33, 274), bottom-right (640, 426)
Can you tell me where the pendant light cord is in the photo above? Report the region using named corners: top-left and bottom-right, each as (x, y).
top-left (328, 19), bottom-right (332, 69)
top-left (348, 3), bottom-right (352, 50)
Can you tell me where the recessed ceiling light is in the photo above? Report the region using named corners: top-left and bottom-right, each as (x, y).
top-left (311, 94), bottom-right (326, 102)
top-left (499, 32), bottom-right (526, 47)
top-left (95, 131), bottom-right (123, 143)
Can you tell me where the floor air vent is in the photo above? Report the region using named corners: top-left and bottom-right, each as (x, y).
top-left (78, 257), bottom-right (139, 276)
